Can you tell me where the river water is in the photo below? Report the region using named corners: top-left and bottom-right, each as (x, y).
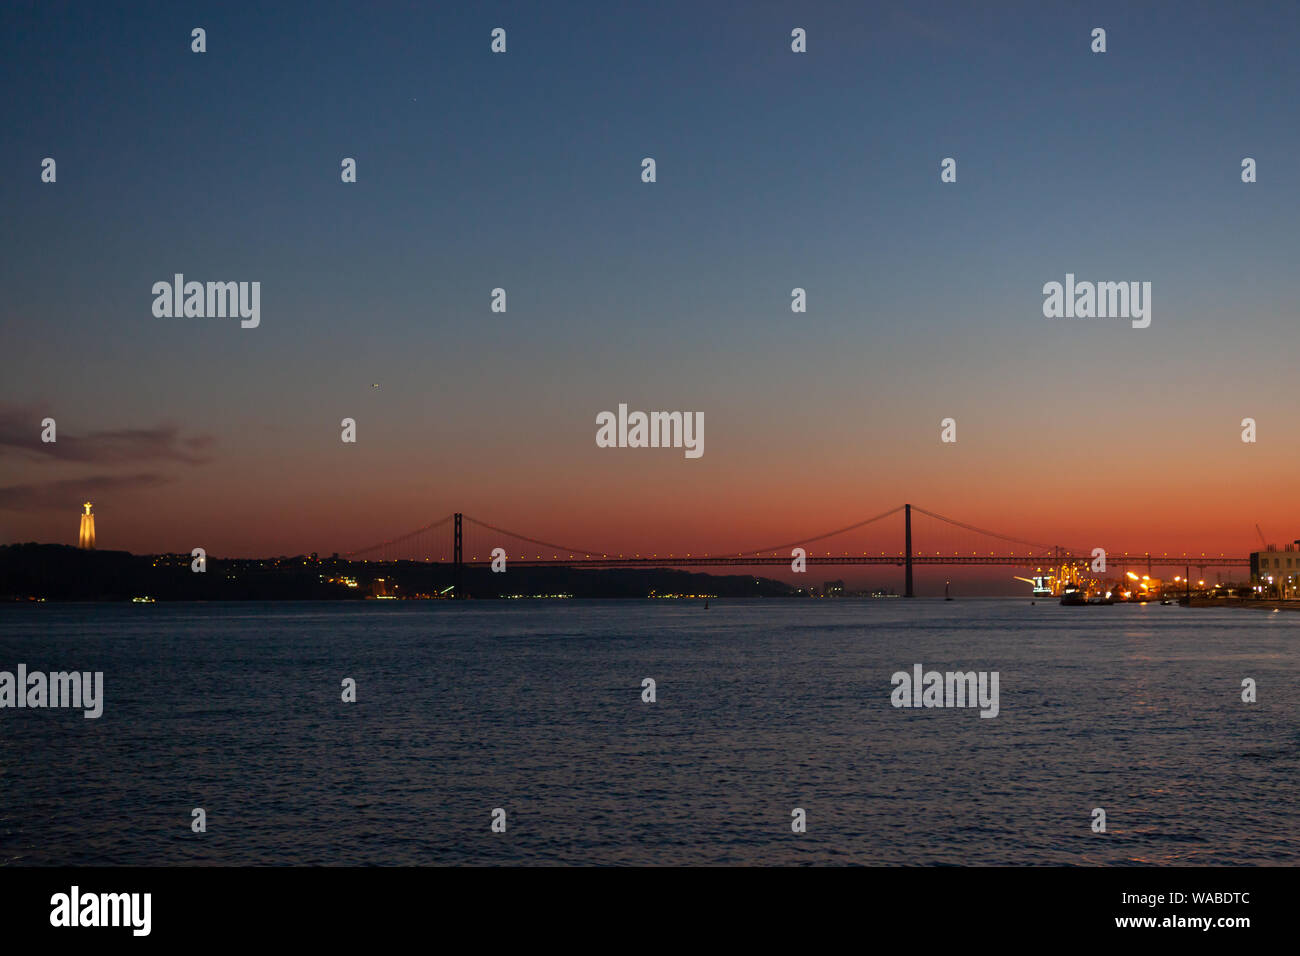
top-left (0, 599), bottom-right (1295, 865)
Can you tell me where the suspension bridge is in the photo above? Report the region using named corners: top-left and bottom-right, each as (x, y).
top-left (341, 504), bottom-right (1249, 597)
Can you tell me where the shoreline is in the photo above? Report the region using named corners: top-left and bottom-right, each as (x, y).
top-left (1186, 597), bottom-right (1300, 612)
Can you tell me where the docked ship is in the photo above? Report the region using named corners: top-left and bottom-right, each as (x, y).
top-left (1014, 570), bottom-right (1056, 599)
top-left (1060, 583), bottom-right (1115, 606)
top-left (1060, 583), bottom-right (1088, 605)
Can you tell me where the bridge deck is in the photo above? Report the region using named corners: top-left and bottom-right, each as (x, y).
top-left (461, 555), bottom-right (1248, 568)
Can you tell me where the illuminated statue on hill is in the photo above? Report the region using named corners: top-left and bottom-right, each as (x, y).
top-left (78, 502), bottom-right (95, 550)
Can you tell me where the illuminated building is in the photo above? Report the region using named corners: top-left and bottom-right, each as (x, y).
top-left (1251, 541), bottom-right (1300, 598)
top-left (78, 501), bottom-right (96, 550)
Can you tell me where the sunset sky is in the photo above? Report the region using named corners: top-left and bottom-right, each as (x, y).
top-left (2, 0), bottom-right (1298, 582)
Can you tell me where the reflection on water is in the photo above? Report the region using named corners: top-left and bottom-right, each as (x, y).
top-left (0, 599), bottom-right (1296, 865)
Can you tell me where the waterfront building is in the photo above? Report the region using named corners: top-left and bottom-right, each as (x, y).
top-left (1250, 541), bottom-right (1300, 598)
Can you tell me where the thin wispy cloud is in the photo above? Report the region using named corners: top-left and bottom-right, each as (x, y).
top-left (0, 404), bottom-right (214, 465)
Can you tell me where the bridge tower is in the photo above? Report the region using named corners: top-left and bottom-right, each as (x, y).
top-left (904, 503), bottom-right (913, 598)
top-left (454, 513), bottom-right (464, 599)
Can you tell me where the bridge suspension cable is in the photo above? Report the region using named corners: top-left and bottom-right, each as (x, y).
top-left (343, 513), bottom-right (455, 558)
top-left (909, 505), bottom-right (1081, 555)
top-left (736, 504), bottom-right (907, 556)
top-left (339, 504), bottom-right (1231, 566)
top-left (461, 515), bottom-right (607, 558)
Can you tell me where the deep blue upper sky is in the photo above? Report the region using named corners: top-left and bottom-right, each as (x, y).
top-left (1, 0), bottom-right (1297, 558)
